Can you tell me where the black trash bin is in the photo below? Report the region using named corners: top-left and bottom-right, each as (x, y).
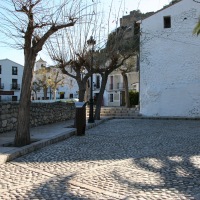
top-left (74, 102), bottom-right (87, 136)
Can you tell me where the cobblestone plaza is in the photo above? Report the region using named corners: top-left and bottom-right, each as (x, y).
top-left (1, 119), bottom-right (200, 199)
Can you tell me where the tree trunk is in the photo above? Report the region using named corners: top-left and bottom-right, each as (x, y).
top-left (78, 81), bottom-right (86, 102)
top-left (94, 73), bottom-right (108, 120)
top-left (35, 91), bottom-right (37, 100)
top-left (43, 87), bottom-right (47, 99)
top-left (79, 89), bottom-right (85, 102)
top-left (14, 54), bottom-right (36, 147)
top-left (53, 89), bottom-right (57, 100)
top-left (84, 81), bottom-right (89, 102)
top-left (33, 90), bottom-right (37, 100)
top-left (122, 72), bottom-right (130, 108)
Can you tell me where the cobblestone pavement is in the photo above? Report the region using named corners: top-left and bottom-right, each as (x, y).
top-left (1, 119), bottom-right (200, 199)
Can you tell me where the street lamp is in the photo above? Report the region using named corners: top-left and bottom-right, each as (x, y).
top-left (87, 36), bottom-right (96, 123)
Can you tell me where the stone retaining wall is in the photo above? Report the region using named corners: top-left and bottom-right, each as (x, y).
top-left (0, 102), bottom-right (75, 134)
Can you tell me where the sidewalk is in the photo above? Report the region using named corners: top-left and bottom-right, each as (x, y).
top-left (0, 118), bottom-right (110, 164)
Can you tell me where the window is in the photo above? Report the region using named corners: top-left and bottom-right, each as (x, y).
top-left (110, 76), bottom-right (113, 90)
top-left (164, 16), bottom-right (171, 28)
top-left (12, 79), bottom-right (18, 89)
top-left (69, 93), bottom-right (73, 98)
top-left (0, 78), bottom-right (2, 89)
top-left (0, 65), bottom-right (1, 74)
top-left (12, 66), bottom-right (18, 75)
top-left (12, 96), bottom-right (18, 101)
top-left (110, 94), bottom-right (113, 102)
top-left (96, 75), bottom-right (100, 89)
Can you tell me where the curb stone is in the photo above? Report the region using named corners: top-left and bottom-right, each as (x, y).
top-left (0, 117), bottom-right (111, 164)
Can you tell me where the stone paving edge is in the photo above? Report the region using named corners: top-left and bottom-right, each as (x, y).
top-left (0, 117), bottom-right (111, 164)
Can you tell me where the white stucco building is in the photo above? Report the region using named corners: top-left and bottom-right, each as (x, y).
top-left (0, 59), bottom-right (23, 102)
top-left (32, 58), bottom-right (79, 100)
top-left (140, 0), bottom-right (200, 117)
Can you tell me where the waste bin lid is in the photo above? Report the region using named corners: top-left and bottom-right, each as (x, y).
top-left (75, 102), bottom-right (87, 108)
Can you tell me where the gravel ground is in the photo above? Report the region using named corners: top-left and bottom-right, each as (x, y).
top-left (1, 119), bottom-right (200, 199)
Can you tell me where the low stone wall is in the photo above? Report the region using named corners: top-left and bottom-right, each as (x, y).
top-left (0, 102), bottom-right (75, 134)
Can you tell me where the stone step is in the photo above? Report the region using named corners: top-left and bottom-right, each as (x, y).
top-left (86, 107), bottom-right (139, 117)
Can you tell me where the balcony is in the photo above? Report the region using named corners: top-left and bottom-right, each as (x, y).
top-left (11, 83), bottom-right (20, 90)
top-left (108, 83), bottom-right (124, 91)
top-left (117, 83), bottom-right (124, 90)
top-left (0, 83), bottom-right (4, 89)
top-left (93, 83), bottom-right (100, 91)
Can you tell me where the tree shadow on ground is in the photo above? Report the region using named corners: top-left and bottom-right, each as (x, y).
top-left (111, 154), bottom-right (200, 199)
top-left (2, 119), bottom-right (200, 199)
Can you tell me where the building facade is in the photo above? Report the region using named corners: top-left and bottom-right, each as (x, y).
top-left (140, 0), bottom-right (200, 117)
top-left (0, 59), bottom-right (23, 102)
top-left (105, 70), bottom-right (139, 107)
top-left (32, 58), bottom-right (79, 101)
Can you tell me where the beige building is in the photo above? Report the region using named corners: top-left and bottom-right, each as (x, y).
top-left (105, 70), bottom-right (139, 107)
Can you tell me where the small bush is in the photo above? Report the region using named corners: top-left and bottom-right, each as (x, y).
top-left (129, 91), bottom-right (139, 106)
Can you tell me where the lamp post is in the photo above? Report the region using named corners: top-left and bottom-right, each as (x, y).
top-left (87, 36), bottom-right (96, 123)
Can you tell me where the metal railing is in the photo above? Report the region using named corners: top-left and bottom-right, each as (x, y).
top-left (108, 83), bottom-right (124, 91)
top-left (117, 83), bottom-right (124, 90)
top-left (10, 84), bottom-right (20, 90)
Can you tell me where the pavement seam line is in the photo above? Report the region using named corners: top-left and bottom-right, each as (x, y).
top-left (5, 162), bottom-right (124, 198)
top-left (0, 179), bottom-right (51, 194)
top-left (12, 158), bottom-right (128, 178)
top-left (11, 162), bottom-right (56, 177)
top-left (10, 161), bottom-right (128, 198)
top-left (68, 180), bottom-right (125, 199)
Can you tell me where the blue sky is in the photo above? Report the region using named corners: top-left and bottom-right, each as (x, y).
top-left (0, 0), bottom-right (171, 66)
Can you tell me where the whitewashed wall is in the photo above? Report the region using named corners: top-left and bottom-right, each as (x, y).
top-left (140, 0), bottom-right (200, 117)
top-left (32, 59), bottom-right (79, 100)
top-left (0, 59), bottom-right (23, 101)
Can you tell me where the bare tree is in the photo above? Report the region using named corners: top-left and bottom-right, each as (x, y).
top-left (31, 81), bottom-right (40, 100)
top-left (46, 2), bottom-right (101, 102)
top-left (94, 53), bottom-right (134, 120)
top-left (93, 23), bottom-right (140, 119)
top-left (118, 56), bottom-right (137, 108)
top-left (46, 1), bottom-right (140, 120)
top-left (0, 0), bottom-right (93, 146)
